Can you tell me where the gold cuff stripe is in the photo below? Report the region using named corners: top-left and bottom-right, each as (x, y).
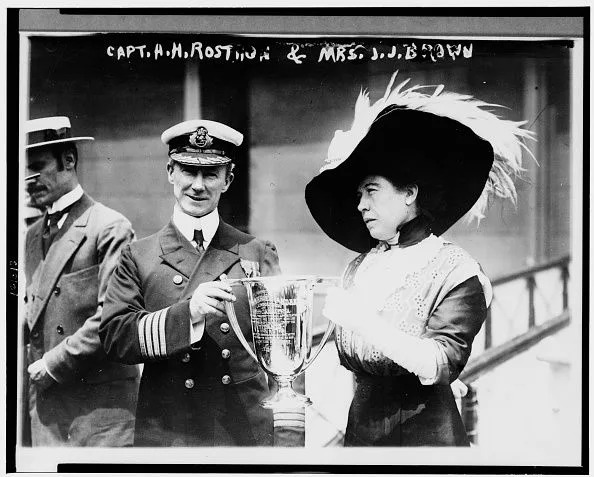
top-left (151, 309), bottom-right (164, 358)
top-left (158, 308), bottom-right (167, 358)
top-left (153, 308), bottom-right (166, 358)
top-left (138, 315), bottom-right (148, 359)
top-left (145, 312), bottom-right (156, 359)
top-left (138, 308), bottom-right (169, 360)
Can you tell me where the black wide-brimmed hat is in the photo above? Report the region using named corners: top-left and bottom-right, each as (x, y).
top-left (305, 73), bottom-right (535, 253)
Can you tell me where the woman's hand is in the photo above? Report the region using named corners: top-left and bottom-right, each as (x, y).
top-left (322, 287), bottom-right (378, 332)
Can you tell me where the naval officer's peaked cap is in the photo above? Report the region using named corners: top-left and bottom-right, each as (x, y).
top-left (161, 119), bottom-right (243, 166)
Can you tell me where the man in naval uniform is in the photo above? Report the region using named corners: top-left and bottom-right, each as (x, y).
top-left (100, 119), bottom-right (281, 446)
top-left (24, 116), bottom-right (138, 446)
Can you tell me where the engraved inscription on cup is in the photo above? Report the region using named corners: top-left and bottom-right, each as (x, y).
top-left (223, 275), bottom-right (336, 409)
top-left (246, 281), bottom-right (313, 378)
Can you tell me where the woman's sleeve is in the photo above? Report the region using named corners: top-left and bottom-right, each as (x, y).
top-left (423, 275), bottom-right (488, 384)
top-left (346, 276), bottom-right (487, 384)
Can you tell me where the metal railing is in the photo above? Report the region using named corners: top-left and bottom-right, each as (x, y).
top-left (460, 310), bottom-right (570, 383)
top-left (480, 255), bottom-right (570, 352)
top-left (462, 255), bottom-right (571, 382)
top-left (309, 255), bottom-right (571, 446)
top-left (460, 255), bottom-right (571, 444)
top-left (313, 255), bottom-right (571, 359)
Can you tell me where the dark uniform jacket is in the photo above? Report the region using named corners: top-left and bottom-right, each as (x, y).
top-left (100, 219), bottom-right (281, 446)
top-left (25, 193), bottom-right (139, 445)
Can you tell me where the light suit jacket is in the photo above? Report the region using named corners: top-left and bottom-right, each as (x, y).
top-left (100, 219), bottom-right (281, 446)
top-left (25, 194), bottom-right (139, 410)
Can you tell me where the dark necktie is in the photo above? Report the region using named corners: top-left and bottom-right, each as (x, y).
top-left (193, 229), bottom-right (205, 254)
top-left (41, 208), bottom-right (69, 256)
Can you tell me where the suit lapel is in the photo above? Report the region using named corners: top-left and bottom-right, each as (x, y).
top-left (159, 221), bottom-right (201, 279)
top-left (25, 218), bottom-right (45, 286)
top-left (180, 220), bottom-right (240, 300)
top-left (28, 195), bottom-right (94, 330)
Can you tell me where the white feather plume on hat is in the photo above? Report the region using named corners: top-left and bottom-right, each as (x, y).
top-left (322, 71), bottom-right (536, 223)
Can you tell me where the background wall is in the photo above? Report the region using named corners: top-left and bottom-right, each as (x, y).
top-left (19, 17), bottom-right (580, 462)
top-left (27, 36), bottom-right (571, 276)
top-left (26, 33), bottom-right (572, 335)
top-left (244, 43), bottom-right (571, 280)
top-left (29, 36), bottom-right (186, 238)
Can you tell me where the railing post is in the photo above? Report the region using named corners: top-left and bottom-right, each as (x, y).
top-left (461, 384), bottom-right (479, 445)
top-left (561, 265), bottom-right (569, 310)
top-left (527, 275), bottom-right (536, 328)
top-left (484, 307), bottom-right (492, 350)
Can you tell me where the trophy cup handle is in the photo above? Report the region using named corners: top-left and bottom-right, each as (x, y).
top-left (220, 275), bottom-right (258, 363)
top-left (301, 276), bottom-right (340, 372)
top-left (301, 320), bottom-right (335, 372)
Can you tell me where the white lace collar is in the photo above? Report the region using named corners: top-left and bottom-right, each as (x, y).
top-left (352, 234), bottom-right (447, 308)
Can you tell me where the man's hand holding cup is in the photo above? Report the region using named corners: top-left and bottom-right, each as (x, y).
top-left (189, 280), bottom-right (236, 325)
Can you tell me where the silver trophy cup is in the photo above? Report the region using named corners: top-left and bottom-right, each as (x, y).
top-left (222, 275), bottom-right (336, 410)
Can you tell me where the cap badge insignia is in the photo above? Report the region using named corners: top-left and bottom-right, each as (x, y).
top-left (189, 127), bottom-right (214, 149)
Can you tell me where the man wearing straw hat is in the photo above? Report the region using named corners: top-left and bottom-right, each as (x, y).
top-left (100, 119), bottom-right (291, 446)
top-left (24, 116), bottom-right (138, 446)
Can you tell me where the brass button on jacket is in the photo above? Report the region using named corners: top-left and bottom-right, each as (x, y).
top-left (56, 325), bottom-right (64, 335)
top-left (181, 353), bottom-right (191, 363)
top-left (53, 286), bottom-right (61, 296)
top-left (221, 349), bottom-right (231, 359)
top-left (221, 375), bottom-right (232, 385)
top-left (184, 378), bottom-right (195, 389)
top-left (220, 322), bottom-right (230, 334)
top-left (173, 274), bottom-right (183, 285)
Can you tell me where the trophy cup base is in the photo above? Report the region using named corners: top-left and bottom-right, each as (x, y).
top-left (261, 382), bottom-right (312, 410)
top-left (261, 395), bottom-right (312, 410)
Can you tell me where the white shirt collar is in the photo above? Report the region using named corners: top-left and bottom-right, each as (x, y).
top-left (172, 204), bottom-right (219, 249)
top-left (48, 184), bottom-right (84, 214)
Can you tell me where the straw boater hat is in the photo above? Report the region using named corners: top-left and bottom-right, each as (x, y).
top-left (305, 72), bottom-right (535, 253)
top-left (161, 119), bottom-right (243, 166)
top-left (25, 116), bottom-right (94, 149)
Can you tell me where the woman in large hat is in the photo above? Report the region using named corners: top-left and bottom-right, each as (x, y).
top-left (305, 73), bottom-right (534, 446)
